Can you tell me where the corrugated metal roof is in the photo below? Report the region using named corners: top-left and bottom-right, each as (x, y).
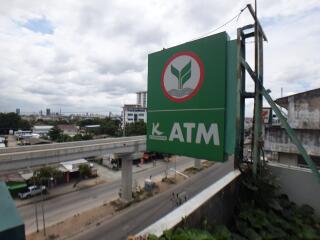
top-left (33, 125), bottom-right (53, 130)
top-left (60, 159), bottom-right (88, 172)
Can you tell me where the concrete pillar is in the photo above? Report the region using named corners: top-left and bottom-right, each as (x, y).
top-left (194, 158), bottom-right (201, 169)
top-left (121, 157), bottom-right (133, 202)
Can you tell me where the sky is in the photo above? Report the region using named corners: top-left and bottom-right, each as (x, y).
top-left (0, 0), bottom-right (319, 115)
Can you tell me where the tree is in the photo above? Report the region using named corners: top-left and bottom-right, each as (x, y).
top-left (73, 133), bottom-right (93, 141)
top-left (48, 126), bottom-right (62, 141)
top-left (79, 117), bottom-right (122, 136)
top-left (0, 112), bottom-right (31, 134)
top-left (81, 134), bottom-right (93, 140)
top-left (125, 121), bottom-right (146, 136)
top-left (78, 164), bottom-right (91, 178)
top-left (101, 118), bottom-right (122, 136)
top-left (57, 134), bottom-right (72, 142)
top-left (79, 118), bottom-right (100, 127)
top-left (33, 166), bottom-right (63, 186)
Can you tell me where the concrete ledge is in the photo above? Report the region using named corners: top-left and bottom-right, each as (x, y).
top-left (268, 161), bottom-right (320, 215)
top-left (136, 169), bottom-right (241, 238)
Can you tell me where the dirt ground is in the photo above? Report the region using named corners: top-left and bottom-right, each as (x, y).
top-left (26, 161), bottom-right (212, 240)
top-left (27, 202), bottom-right (115, 240)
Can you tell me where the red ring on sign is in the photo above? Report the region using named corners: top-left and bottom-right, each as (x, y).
top-left (161, 52), bottom-right (204, 103)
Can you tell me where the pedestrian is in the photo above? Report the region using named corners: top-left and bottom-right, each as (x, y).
top-left (170, 192), bottom-right (176, 207)
top-left (176, 193), bottom-right (180, 206)
top-left (171, 192), bottom-right (175, 199)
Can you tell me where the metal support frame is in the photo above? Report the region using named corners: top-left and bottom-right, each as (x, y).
top-left (237, 4), bottom-right (266, 176)
top-left (241, 59), bottom-right (320, 181)
top-left (237, 3), bottom-right (320, 181)
top-left (235, 28), bottom-right (246, 165)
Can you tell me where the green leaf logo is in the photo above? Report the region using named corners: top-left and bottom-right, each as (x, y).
top-left (171, 61), bottom-right (192, 89)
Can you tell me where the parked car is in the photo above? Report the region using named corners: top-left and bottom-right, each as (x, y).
top-left (18, 185), bottom-right (47, 199)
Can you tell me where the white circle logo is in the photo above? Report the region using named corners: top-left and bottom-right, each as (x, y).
top-left (161, 52), bottom-right (204, 102)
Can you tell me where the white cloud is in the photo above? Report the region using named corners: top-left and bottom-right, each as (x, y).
top-left (0, 0), bottom-right (319, 115)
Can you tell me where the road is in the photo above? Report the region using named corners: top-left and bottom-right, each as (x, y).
top-left (18, 157), bottom-right (195, 234)
top-left (70, 160), bottom-right (234, 240)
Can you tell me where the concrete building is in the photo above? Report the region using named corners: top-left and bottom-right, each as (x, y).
top-left (122, 91), bottom-right (147, 127)
top-left (122, 104), bottom-right (147, 126)
top-left (83, 124), bottom-right (100, 134)
top-left (264, 88), bottom-right (320, 167)
top-left (136, 91), bottom-right (147, 108)
top-left (59, 159), bottom-right (89, 183)
top-left (57, 124), bottom-right (79, 137)
top-left (32, 125), bottom-right (53, 136)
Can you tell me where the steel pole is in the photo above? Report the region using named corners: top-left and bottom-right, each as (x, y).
top-left (252, 0), bottom-right (262, 176)
top-left (33, 177), bottom-right (39, 232)
top-left (40, 179), bottom-right (46, 236)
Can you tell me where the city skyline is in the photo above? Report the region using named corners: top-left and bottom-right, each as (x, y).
top-left (0, 1), bottom-right (319, 115)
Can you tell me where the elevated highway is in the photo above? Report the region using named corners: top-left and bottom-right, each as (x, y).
top-left (0, 136), bottom-right (146, 174)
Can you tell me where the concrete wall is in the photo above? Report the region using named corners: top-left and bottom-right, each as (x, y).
top-left (181, 176), bottom-right (239, 228)
top-left (264, 128), bottom-right (320, 156)
top-left (278, 152), bottom-right (298, 165)
top-left (268, 162), bottom-right (320, 215)
top-left (287, 95), bottom-right (320, 129)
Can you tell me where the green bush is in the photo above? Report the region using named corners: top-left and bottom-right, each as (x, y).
top-left (78, 164), bottom-right (91, 178)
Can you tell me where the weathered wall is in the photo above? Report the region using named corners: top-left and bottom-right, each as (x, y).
top-left (287, 95), bottom-right (320, 129)
top-left (264, 128), bottom-right (320, 156)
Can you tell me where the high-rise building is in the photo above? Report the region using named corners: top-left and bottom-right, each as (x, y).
top-left (46, 108), bottom-right (51, 116)
top-left (122, 104), bottom-right (147, 126)
top-left (16, 108), bottom-right (20, 115)
top-left (122, 91), bottom-right (148, 133)
top-left (136, 91), bottom-right (147, 108)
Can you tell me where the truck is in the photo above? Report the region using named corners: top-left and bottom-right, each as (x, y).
top-left (102, 152), bottom-right (145, 170)
top-left (18, 185), bottom-right (47, 199)
top-left (102, 154), bottom-right (122, 170)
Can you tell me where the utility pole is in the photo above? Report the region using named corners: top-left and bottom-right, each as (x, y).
top-left (40, 179), bottom-right (46, 236)
top-left (252, 0), bottom-right (263, 176)
top-left (122, 107), bottom-right (126, 137)
top-left (33, 177), bottom-right (39, 233)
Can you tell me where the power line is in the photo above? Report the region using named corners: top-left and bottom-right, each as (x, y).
top-left (187, 5), bottom-right (248, 43)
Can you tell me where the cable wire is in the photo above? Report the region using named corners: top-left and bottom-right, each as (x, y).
top-left (188, 5), bottom-right (248, 42)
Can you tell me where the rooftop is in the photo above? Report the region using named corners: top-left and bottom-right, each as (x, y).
top-left (57, 124), bottom-right (78, 131)
top-left (60, 159), bottom-right (88, 172)
top-left (275, 88), bottom-right (320, 109)
top-left (33, 125), bottom-right (53, 130)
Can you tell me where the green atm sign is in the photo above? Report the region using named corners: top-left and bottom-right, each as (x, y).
top-left (147, 32), bottom-right (234, 161)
